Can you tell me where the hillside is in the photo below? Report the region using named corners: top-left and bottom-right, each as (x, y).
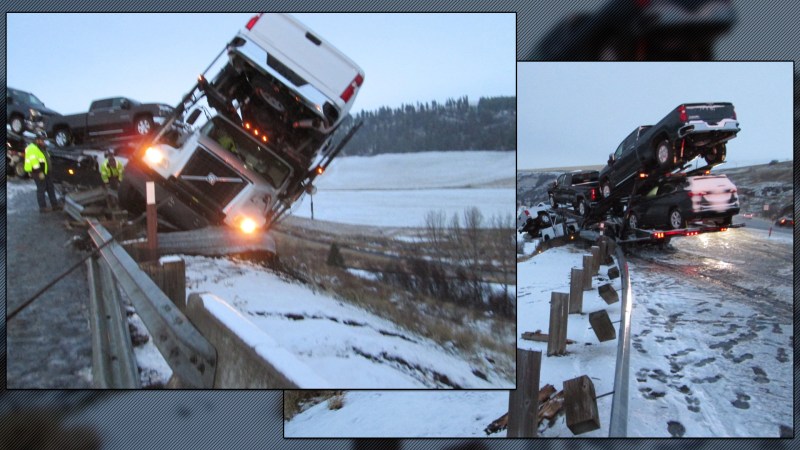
top-left (337, 96), bottom-right (516, 156)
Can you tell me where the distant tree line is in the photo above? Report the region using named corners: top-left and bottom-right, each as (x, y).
top-left (336, 95), bottom-right (516, 155)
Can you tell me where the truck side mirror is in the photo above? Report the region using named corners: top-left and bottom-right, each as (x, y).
top-left (186, 109), bottom-right (202, 125)
top-left (120, 99), bottom-right (131, 110)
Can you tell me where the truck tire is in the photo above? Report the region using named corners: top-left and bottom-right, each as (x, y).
top-left (600, 180), bottom-right (612, 199)
top-left (704, 143), bottom-right (726, 165)
top-left (656, 140), bottom-right (673, 168)
top-left (575, 198), bottom-right (588, 216)
top-left (9, 114), bottom-right (24, 134)
top-left (54, 128), bottom-right (73, 147)
top-left (135, 115), bottom-right (154, 135)
top-left (628, 212), bottom-right (639, 230)
top-left (668, 208), bottom-right (684, 230)
top-left (15, 162), bottom-right (27, 178)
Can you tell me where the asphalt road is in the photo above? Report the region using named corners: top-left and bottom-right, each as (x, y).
top-left (6, 178), bottom-right (93, 388)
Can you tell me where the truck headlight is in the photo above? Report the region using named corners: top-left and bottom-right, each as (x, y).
top-left (144, 146), bottom-right (165, 165)
top-left (239, 217), bottom-right (257, 234)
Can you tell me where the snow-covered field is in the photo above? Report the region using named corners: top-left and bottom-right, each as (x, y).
top-left (292, 151), bottom-right (515, 227)
top-left (182, 255), bottom-right (511, 388)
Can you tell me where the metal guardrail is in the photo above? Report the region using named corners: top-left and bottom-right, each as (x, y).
top-left (86, 258), bottom-right (140, 388)
top-left (86, 219), bottom-right (217, 388)
top-left (608, 244), bottom-right (632, 437)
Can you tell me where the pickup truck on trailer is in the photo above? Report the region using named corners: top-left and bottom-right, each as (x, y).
top-left (119, 13), bottom-right (365, 233)
top-left (547, 169), bottom-right (600, 216)
top-left (599, 102), bottom-right (740, 199)
top-left (47, 97), bottom-right (176, 147)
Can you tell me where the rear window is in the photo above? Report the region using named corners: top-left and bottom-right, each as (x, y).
top-left (573, 172), bottom-right (598, 184)
top-left (687, 175), bottom-right (736, 192)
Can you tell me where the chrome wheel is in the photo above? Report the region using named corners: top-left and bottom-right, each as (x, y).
top-left (55, 129), bottom-right (70, 147)
top-left (669, 209), bottom-right (683, 229)
top-left (657, 142), bottom-right (670, 165)
top-left (136, 117), bottom-right (153, 135)
top-left (10, 116), bottom-right (24, 134)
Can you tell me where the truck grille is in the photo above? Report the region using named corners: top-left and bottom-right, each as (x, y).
top-left (178, 147), bottom-right (248, 209)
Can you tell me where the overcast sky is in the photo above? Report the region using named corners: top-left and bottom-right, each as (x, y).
top-left (6, 13), bottom-right (515, 115)
top-left (518, 62), bottom-right (794, 170)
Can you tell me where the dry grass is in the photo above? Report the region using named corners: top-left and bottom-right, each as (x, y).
top-left (273, 231), bottom-right (515, 376)
top-left (283, 390), bottom-right (342, 420)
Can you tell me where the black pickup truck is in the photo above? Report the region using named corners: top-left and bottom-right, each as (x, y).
top-left (598, 102), bottom-right (740, 198)
top-left (47, 97), bottom-right (175, 147)
top-left (548, 170), bottom-right (600, 216)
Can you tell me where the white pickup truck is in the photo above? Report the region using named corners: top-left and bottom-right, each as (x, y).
top-left (120, 13), bottom-right (365, 233)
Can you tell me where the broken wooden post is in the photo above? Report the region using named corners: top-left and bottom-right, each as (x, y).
top-left (606, 237), bottom-right (617, 258)
top-left (564, 375), bottom-right (601, 435)
top-left (547, 292), bottom-right (569, 356)
top-left (508, 349), bottom-right (542, 438)
top-left (590, 246), bottom-right (600, 274)
top-left (569, 268), bottom-right (584, 314)
top-left (598, 239), bottom-right (607, 266)
top-left (589, 309), bottom-right (616, 342)
top-left (608, 266), bottom-right (620, 280)
top-left (582, 255), bottom-right (593, 290)
top-left (140, 257), bottom-right (187, 311)
top-left (598, 283), bottom-right (619, 305)
top-left (600, 236), bottom-right (615, 265)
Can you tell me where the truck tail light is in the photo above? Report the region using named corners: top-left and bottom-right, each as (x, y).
top-left (590, 188), bottom-right (597, 201)
top-left (678, 104), bottom-right (687, 122)
top-left (245, 14), bottom-right (262, 31)
top-left (340, 74), bottom-right (364, 103)
top-left (732, 108), bottom-right (737, 120)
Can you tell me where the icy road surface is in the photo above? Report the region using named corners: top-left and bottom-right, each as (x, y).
top-left (184, 255), bottom-right (512, 389)
top-left (624, 226), bottom-right (793, 437)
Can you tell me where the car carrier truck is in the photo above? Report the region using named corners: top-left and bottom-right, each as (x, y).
top-left (119, 13), bottom-right (365, 233)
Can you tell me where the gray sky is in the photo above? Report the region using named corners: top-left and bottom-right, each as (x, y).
top-left (6, 13), bottom-right (515, 115)
top-left (518, 62), bottom-right (794, 170)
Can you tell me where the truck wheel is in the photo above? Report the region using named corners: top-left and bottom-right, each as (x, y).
top-left (668, 208), bottom-right (684, 229)
top-left (135, 115), bottom-right (154, 135)
top-left (549, 194), bottom-right (557, 208)
top-left (54, 128), bottom-right (72, 147)
top-left (601, 180), bottom-right (612, 199)
top-left (9, 114), bottom-right (24, 134)
top-left (15, 162), bottom-right (27, 178)
top-left (628, 212), bottom-right (639, 230)
top-left (704, 143), bottom-right (727, 165)
top-left (656, 140), bottom-right (673, 168)
top-left (575, 198), bottom-right (588, 216)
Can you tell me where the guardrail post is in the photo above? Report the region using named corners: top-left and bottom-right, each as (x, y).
top-left (598, 239), bottom-right (608, 265)
top-left (508, 349), bottom-right (541, 438)
top-left (146, 181), bottom-right (158, 262)
top-left (140, 258), bottom-right (187, 311)
top-left (582, 255), bottom-right (593, 290)
top-left (590, 246), bottom-right (600, 274)
top-left (564, 375), bottom-right (601, 435)
top-left (547, 292), bottom-right (569, 356)
top-left (569, 268), bottom-right (583, 314)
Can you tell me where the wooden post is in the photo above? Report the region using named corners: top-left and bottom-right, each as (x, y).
top-left (569, 268), bottom-right (584, 314)
top-left (589, 309), bottom-right (616, 342)
top-left (598, 239), bottom-right (608, 266)
top-left (590, 246), bottom-right (600, 274)
top-left (508, 349), bottom-right (541, 438)
top-left (547, 292), bottom-right (569, 356)
top-left (608, 266), bottom-right (620, 280)
top-left (146, 181), bottom-right (158, 262)
top-left (606, 237), bottom-right (617, 257)
top-left (598, 283), bottom-right (619, 304)
top-left (582, 255), bottom-right (593, 291)
top-left (140, 258), bottom-right (187, 311)
top-left (564, 375), bottom-right (601, 435)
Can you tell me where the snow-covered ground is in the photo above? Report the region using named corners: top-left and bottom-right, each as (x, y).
top-left (285, 243), bottom-right (621, 437)
top-left (292, 151), bottom-right (515, 227)
top-left (286, 224), bottom-right (793, 437)
top-left (182, 255), bottom-right (511, 388)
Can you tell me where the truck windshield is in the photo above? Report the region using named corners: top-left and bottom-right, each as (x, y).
top-left (200, 116), bottom-right (292, 189)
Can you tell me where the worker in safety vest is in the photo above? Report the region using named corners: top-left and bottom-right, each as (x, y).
top-left (100, 150), bottom-right (124, 190)
top-left (24, 134), bottom-right (61, 212)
